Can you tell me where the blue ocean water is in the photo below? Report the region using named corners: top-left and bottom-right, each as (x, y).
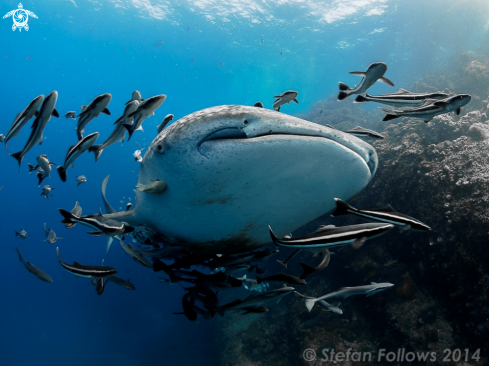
top-left (1, 0), bottom-right (488, 365)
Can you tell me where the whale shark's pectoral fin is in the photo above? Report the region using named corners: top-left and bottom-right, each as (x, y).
top-left (101, 175), bottom-right (117, 214)
top-left (106, 237), bottom-right (114, 257)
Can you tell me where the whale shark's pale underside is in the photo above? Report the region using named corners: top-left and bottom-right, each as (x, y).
top-left (104, 105), bottom-right (378, 254)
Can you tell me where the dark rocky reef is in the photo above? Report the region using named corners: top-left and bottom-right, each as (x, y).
top-left (215, 54), bottom-right (489, 366)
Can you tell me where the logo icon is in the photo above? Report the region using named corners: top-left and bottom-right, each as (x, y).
top-left (3, 3), bottom-right (38, 32)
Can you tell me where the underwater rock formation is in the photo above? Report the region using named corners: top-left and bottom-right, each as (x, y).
top-left (216, 54), bottom-right (489, 366)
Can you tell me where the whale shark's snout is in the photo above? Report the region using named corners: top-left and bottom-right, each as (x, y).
top-left (132, 105), bottom-right (379, 253)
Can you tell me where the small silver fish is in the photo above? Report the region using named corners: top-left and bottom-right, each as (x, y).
top-left (76, 175), bottom-right (87, 186)
top-left (133, 148), bottom-right (144, 162)
top-left (41, 185), bottom-right (54, 200)
top-left (272, 90), bottom-right (299, 112)
top-left (63, 111), bottom-right (76, 119)
top-left (44, 223), bottom-right (62, 244)
top-left (15, 228), bottom-right (29, 239)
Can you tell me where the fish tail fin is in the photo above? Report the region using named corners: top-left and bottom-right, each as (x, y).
top-left (15, 230), bottom-right (20, 237)
top-left (57, 166), bottom-right (67, 182)
top-left (152, 258), bottom-right (169, 273)
top-left (28, 163), bottom-right (38, 173)
top-left (58, 208), bottom-right (75, 224)
top-left (299, 262), bottom-right (316, 279)
top-left (383, 114), bottom-right (400, 122)
top-left (203, 305), bottom-right (217, 318)
top-left (338, 82), bottom-right (351, 101)
top-left (305, 298), bottom-right (317, 312)
top-left (88, 144), bottom-right (104, 162)
top-left (123, 124), bottom-right (135, 141)
top-left (216, 306), bottom-right (226, 318)
top-left (36, 172), bottom-right (45, 187)
top-left (16, 247), bottom-right (23, 262)
top-left (268, 225), bottom-right (280, 247)
top-left (276, 260), bottom-right (287, 268)
top-left (331, 198), bottom-right (354, 217)
top-left (255, 275), bottom-right (264, 285)
top-left (354, 94), bottom-right (368, 103)
top-left (11, 151), bottom-right (23, 171)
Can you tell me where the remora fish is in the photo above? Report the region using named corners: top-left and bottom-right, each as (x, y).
top-left (157, 114), bottom-right (174, 134)
top-left (256, 272), bottom-right (306, 286)
top-left (76, 93), bottom-right (111, 140)
top-left (120, 237), bottom-right (152, 268)
top-left (57, 132), bottom-right (99, 182)
top-left (125, 90), bottom-right (144, 105)
top-left (133, 148), bottom-right (144, 162)
top-left (354, 89), bottom-right (449, 109)
top-left (58, 208), bottom-right (134, 237)
top-left (295, 292), bottom-right (342, 314)
top-left (272, 90), bottom-right (298, 112)
top-left (56, 247), bottom-right (118, 278)
top-left (4, 95), bottom-right (44, 154)
top-left (15, 229), bottom-right (29, 239)
top-left (16, 248), bottom-right (53, 283)
top-left (101, 105), bottom-right (379, 253)
top-left (63, 111), bottom-right (76, 119)
top-left (0, 134), bottom-right (4, 143)
top-left (304, 282), bottom-right (394, 312)
top-left (381, 94), bottom-right (472, 123)
top-left (76, 175), bottom-right (87, 186)
top-left (44, 223), bottom-right (62, 243)
top-left (332, 198), bottom-right (431, 232)
top-left (338, 62), bottom-right (394, 101)
top-left (123, 94), bottom-right (166, 141)
top-left (235, 274), bottom-right (258, 290)
top-left (269, 223), bottom-right (393, 249)
top-left (215, 286), bottom-right (295, 317)
top-left (342, 126), bottom-right (384, 139)
top-left (32, 154), bottom-right (56, 186)
top-left (106, 276), bottom-right (136, 290)
top-left (11, 91), bottom-right (59, 169)
top-left (65, 201), bottom-right (82, 229)
top-left (40, 185), bottom-right (54, 200)
top-left (89, 101), bottom-right (139, 162)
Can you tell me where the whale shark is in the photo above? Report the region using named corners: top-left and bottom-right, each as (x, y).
top-left (102, 105), bottom-right (378, 254)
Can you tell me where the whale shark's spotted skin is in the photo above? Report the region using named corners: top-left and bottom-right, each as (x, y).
top-left (105, 105), bottom-right (378, 254)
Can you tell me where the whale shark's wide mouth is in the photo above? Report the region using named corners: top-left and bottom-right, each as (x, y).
top-left (199, 126), bottom-right (378, 176)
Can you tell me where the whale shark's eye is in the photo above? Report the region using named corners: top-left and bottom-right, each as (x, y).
top-left (156, 144), bottom-right (164, 154)
top-left (243, 120), bottom-right (248, 125)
